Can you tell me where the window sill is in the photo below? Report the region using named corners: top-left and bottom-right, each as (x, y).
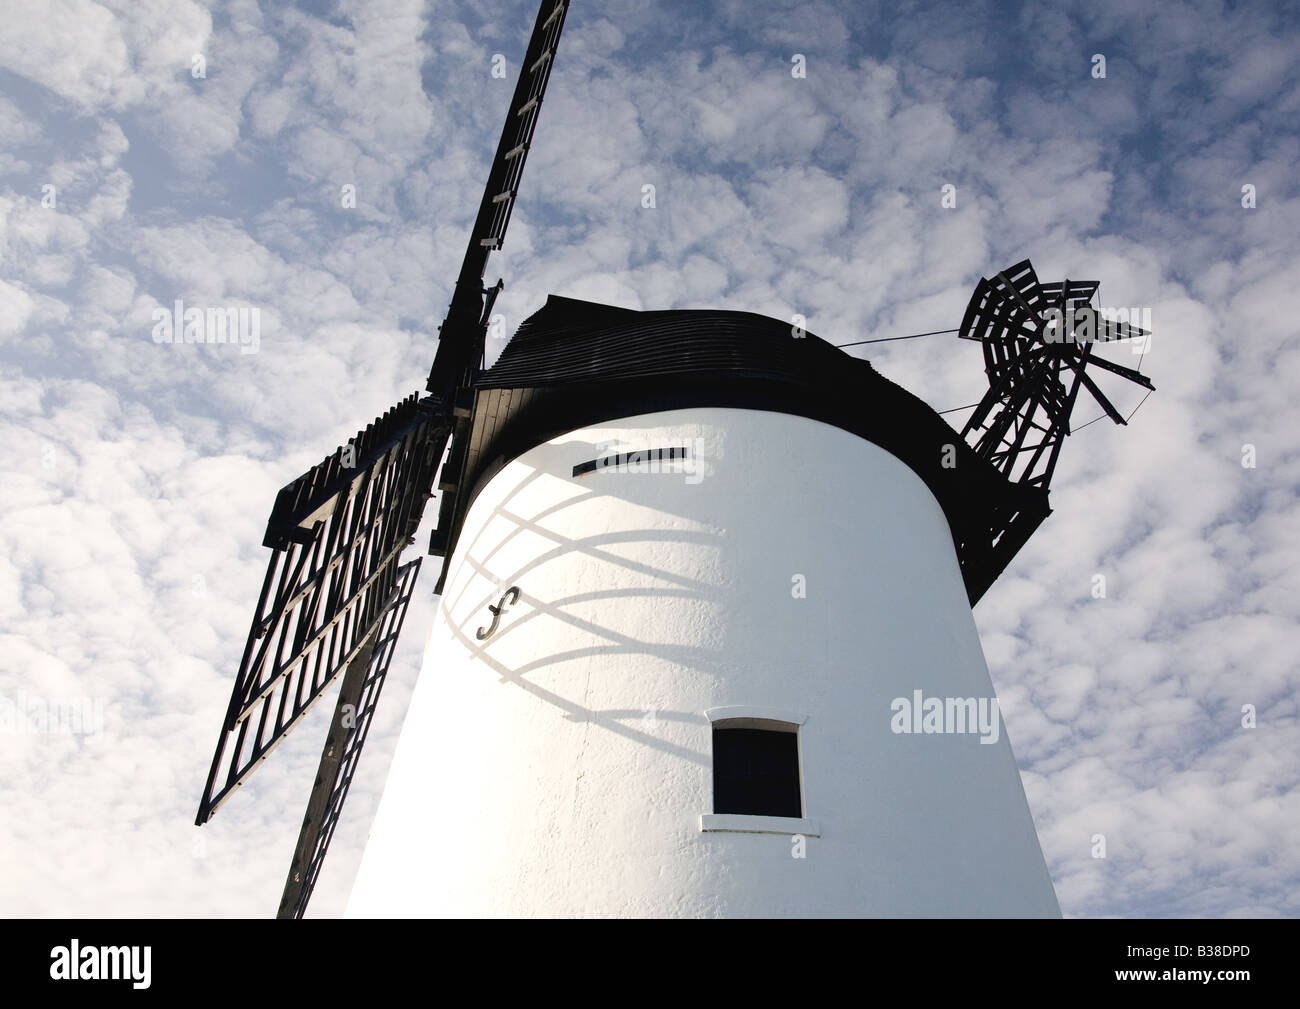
top-left (699, 814), bottom-right (820, 836)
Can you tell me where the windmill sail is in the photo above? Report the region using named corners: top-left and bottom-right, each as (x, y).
top-left (276, 557), bottom-right (422, 919)
top-left (195, 394), bottom-right (446, 825)
top-left (195, 0), bottom-right (571, 919)
top-left (426, 0), bottom-right (570, 400)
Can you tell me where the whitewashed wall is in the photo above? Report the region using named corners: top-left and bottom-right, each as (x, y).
top-left (347, 407), bottom-right (1060, 917)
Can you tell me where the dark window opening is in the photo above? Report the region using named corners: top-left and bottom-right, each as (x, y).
top-left (572, 445), bottom-right (690, 477)
top-left (712, 727), bottom-right (801, 818)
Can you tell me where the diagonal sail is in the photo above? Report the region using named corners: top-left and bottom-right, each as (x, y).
top-left (195, 0), bottom-right (573, 919)
top-left (195, 395), bottom-right (447, 825)
top-left (276, 557), bottom-right (422, 919)
top-left (426, 0), bottom-right (571, 400)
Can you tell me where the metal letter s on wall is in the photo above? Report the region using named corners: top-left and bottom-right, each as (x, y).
top-left (476, 586), bottom-right (521, 640)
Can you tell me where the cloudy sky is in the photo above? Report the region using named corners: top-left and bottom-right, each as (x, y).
top-left (1, 0), bottom-right (1297, 918)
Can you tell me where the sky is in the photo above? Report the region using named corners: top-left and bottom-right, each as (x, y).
top-left (0, 0), bottom-right (1297, 918)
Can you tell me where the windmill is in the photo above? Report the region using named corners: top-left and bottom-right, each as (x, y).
top-left (196, 0), bottom-right (1153, 918)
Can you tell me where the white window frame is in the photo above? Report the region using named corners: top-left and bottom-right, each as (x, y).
top-left (700, 706), bottom-right (819, 836)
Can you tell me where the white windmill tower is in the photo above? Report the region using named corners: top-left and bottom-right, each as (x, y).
top-left (197, 0), bottom-right (1152, 918)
